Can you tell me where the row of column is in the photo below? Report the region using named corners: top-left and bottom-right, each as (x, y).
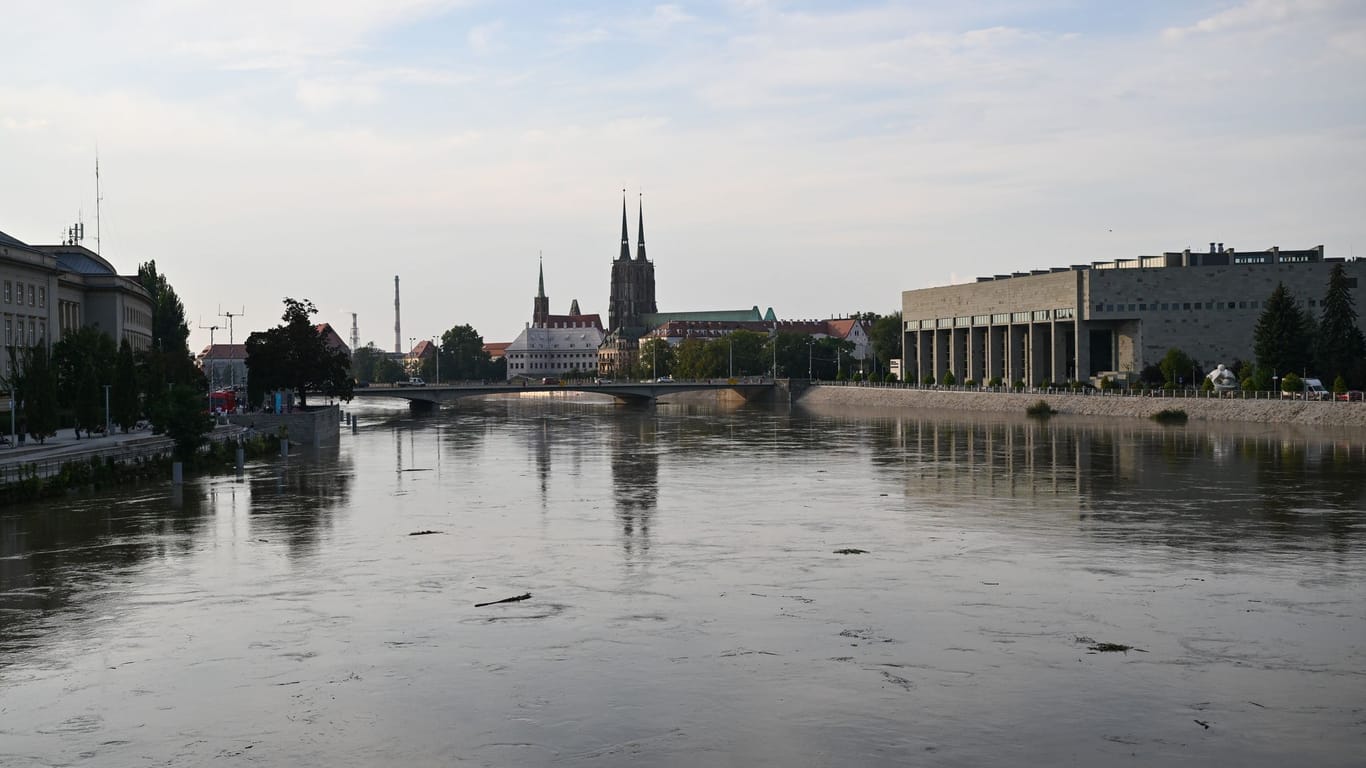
top-left (905, 321), bottom-right (1079, 386)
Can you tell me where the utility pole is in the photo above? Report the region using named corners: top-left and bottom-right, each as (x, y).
top-left (433, 336), bottom-right (440, 384)
top-left (103, 384), bottom-right (111, 436)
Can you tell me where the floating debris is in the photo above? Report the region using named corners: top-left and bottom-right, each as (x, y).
top-left (1194, 719), bottom-right (1210, 729)
top-left (834, 548), bottom-right (868, 555)
top-left (1088, 642), bottom-right (1147, 654)
top-left (474, 593), bottom-right (532, 608)
top-left (408, 530), bottom-right (443, 536)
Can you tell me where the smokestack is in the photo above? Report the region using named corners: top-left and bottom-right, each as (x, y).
top-left (350, 312), bottom-right (359, 353)
top-left (1210, 242), bottom-right (1216, 254)
top-left (394, 276), bottom-right (401, 354)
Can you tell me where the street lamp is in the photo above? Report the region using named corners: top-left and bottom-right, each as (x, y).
top-left (808, 337), bottom-right (814, 380)
top-left (1273, 374), bottom-right (1279, 396)
top-left (433, 335), bottom-right (440, 384)
top-left (103, 384), bottom-right (111, 436)
top-left (728, 338), bottom-right (733, 379)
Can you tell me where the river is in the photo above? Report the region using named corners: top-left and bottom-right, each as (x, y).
top-left (2, 396), bottom-right (1363, 766)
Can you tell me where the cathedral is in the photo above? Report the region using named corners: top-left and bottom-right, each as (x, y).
top-left (598, 196), bottom-right (658, 375)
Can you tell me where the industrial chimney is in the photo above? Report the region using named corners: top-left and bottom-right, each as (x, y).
top-left (393, 276), bottom-right (401, 354)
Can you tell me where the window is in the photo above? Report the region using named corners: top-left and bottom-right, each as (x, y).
top-left (38, 287), bottom-right (45, 308)
top-left (3, 315), bottom-right (10, 346)
top-left (28, 284), bottom-right (35, 307)
top-left (1238, 301), bottom-right (1246, 309)
top-left (1160, 303), bottom-right (1168, 310)
top-left (14, 282), bottom-right (21, 305)
top-left (1183, 303), bottom-right (1191, 310)
top-left (28, 318), bottom-right (36, 345)
top-left (3, 281), bottom-right (9, 304)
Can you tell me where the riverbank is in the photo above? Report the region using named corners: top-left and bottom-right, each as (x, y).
top-left (796, 383), bottom-right (1366, 428)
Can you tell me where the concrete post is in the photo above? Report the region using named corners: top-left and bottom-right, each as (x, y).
top-left (172, 461), bottom-right (183, 484)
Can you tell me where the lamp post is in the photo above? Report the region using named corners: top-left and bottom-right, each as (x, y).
top-left (433, 335), bottom-right (440, 384)
top-left (103, 384), bottom-right (111, 436)
top-left (1273, 374), bottom-right (1279, 397)
top-left (652, 340), bottom-right (657, 381)
top-left (808, 337), bottom-right (813, 380)
top-left (728, 338), bottom-right (733, 379)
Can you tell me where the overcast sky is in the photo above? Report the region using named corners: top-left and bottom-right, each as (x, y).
top-left (3, 0), bottom-right (1363, 353)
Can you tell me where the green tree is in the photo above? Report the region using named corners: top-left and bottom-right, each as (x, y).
top-left (438, 324), bottom-right (497, 381)
top-left (53, 326), bottom-right (118, 438)
top-left (152, 383), bottom-right (213, 461)
top-left (763, 332), bottom-right (811, 378)
top-left (1254, 283), bottom-right (1312, 380)
top-left (1159, 348), bottom-right (1199, 388)
top-left (634, 338), bottom-right (675, 379)
top-left (113, 339), bottom-right (140, 432)
top-left (245, 298), bottom-right (353, 407)
top-left (137, 260), bottom-right (198, 385)
top-left (869, 312), bottom-right (903, 373)
top-left (6, 345), bottom-right (60, 443)
top-left (673, 337), bottom-right (707, 379)
top-left (720, 330), bottom-right (767, 377)
top-left (1314, 263), bottom-right (1366, 386)
top-left (351, 342), bottom-right (384, 385)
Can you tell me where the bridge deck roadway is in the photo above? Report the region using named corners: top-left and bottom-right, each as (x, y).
top-left (351, 380), bottom-right (776, 406)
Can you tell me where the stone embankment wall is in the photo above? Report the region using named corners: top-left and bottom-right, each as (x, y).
top-left (797, 385), bottom-right (1366, 428)
top-left (228, 405), bottom-right (341, 445)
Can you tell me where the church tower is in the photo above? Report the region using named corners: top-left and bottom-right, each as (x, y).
top-left (532, 255), bottom-right (550, 326)
top-left (608, 193), bottom-right (657, 333)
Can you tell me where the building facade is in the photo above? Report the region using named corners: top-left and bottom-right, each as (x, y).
top-left (505, 261), bottom-right (605, 379)
top-left (901, 244), bottom-right (1366, 386)
top-left (2, 229), bottom-right (153, 382)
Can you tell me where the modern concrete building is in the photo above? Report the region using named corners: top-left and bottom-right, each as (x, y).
top-left (901, 244), bottom-right (1366, 386)
top-left (2, 229), bottom-right (153, 382)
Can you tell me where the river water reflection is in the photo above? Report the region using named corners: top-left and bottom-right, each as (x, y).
top-left (2, 398), bottom-right (1363, 766)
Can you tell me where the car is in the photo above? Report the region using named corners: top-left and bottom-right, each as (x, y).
top-left (406, 377), bottom-right (426, 387)
top-left (1336, 390), bottom-right (1364, 402)
top-left (541, 377), bottom-right (561, 385)
top-left (594, 378), bottom-right (613, 384)
top-left (655, 375), bottom-right (674, 383)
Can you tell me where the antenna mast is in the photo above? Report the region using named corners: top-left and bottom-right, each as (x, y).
top-left (199, 318), bottom-right (220, 347)
top-left (95, 153), bottom-right (103, 254)
top-left (218, 305), bottom-right (245, 345)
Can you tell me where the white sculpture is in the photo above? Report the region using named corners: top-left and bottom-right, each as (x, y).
top-left (1206, 363), bottom-right (1238, 392)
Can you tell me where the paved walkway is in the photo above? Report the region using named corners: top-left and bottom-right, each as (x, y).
top-left (0, 422), bottom-right (246, 473)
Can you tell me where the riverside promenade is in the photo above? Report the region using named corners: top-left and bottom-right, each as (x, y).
top-left (0, 423), bottom-right (248, 484)
top-left (798, 382), bottom-right (1366, 428)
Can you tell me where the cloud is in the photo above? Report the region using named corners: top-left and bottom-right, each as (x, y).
top-left (468, 20), bottom-right (504, 55)
top-left (1162, 0), bottom-right (1339, 41)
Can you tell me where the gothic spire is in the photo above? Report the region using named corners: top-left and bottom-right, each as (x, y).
top-left (619, 191), bottom-right (631, 261)
top-left (636, 193), bottom-right (647, 261)
top-left (537, 251), bottom-right (545, 298)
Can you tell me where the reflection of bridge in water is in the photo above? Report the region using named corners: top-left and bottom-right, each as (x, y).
top-left (352, 379), bottom-right (779, 407)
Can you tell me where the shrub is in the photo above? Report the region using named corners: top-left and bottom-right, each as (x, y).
top-left (1152, 408), bottom-right (1188, 424)
top-left (884, 373), bottom-right (898, 383)
top-left (1241, 377), bottom-right (1257, 392)
top-left (1281, 372), bottom-right (1302, 393)
top-left (941, 371), bottom-right (957, 386)
top-left (1200, 377), bottom-right (1214, 392)
top-left (1012, 379), bottom-right (1025, 390)
top-left (1026, 400), bottom-right (1057, 417)
top-left (922, 374), bottom-right (935, 386)
top-left (1333, 375), bottom-right (1348, 394)
top-left (1098, 377), bottom-right (1114, 390)
top-left (963, 379), bottom-right (977, 388)
top-left (988, 376), bottom-right (1002, 387)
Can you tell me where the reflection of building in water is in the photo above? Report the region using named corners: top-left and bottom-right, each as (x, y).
top-left (248, 446), bottom-right (352, 559)
top-left (611, 413), bottom-right (658, 559)
top-left (869, 414), bottom-right (1366, 545)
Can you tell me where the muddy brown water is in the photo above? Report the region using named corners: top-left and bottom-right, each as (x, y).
top-left (2, 398), bottom-right (1364, 766)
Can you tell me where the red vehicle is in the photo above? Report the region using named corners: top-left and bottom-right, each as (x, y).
top-left (209, 389), bottom-right (238, 413)
top-left (1335, 390), bottom-right (1364, 402)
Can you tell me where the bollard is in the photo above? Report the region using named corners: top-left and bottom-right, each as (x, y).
top-left (313, 429), bottom-right (321, 449)
top-left (280, 438), bottom-right (289, 457)
top-left (172, 461), bottom-right (183, 485)
top-left (350, 414), bottom-right (358, 433)
top-left (235, 446), bottom-right (245, 473)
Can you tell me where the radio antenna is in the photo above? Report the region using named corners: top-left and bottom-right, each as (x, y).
top-left (218, 305), bottom-right (245, 344)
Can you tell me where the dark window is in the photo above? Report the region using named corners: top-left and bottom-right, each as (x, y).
top-left (1348, 278), bottom-right (1358, 289)
top-left (1139, 304), bottom-right (1147, 311)
top-left (1183, 303), bottom-right (1192, 310)
top-left (1238, 301), bottom-right (1246, 309)
top-left (1127, 304), bottom-right (1136, 311)
top-left (1161, 303), bottom-right (1169, 310)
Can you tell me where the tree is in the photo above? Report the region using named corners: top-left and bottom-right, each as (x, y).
top-left (245, 298), bottom-right (353, 407)
top-left (1159, 348), bottom-right (1199, 389)
top-left (869, 312), bottom-right (903, 372)
top-left (764, 332), bottom-right (815, 378)
top-left (52, 326), bottom-right (117, 438)
top-left (1315, 264), bottom-right (1366, 387)
top-left (152, 383), bottom-right (213, 461)
top-left (438, 324), bottom-right (497, 381)
top-left (673, 338), bottom-right (707, 379)
top-left (137, 260), bottom-right (198, 385)
top-left (634, 338), bottom-right (675, 379)
top-left (113, 339), bottom-right (141, 432)
top-left (5, 345), bottom-right (60, 443)
top-left (1254, 283), bottom-right (1312, 380)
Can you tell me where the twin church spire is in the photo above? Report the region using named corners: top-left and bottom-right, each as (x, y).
top-left (618, 192), bottom-right (648, 262)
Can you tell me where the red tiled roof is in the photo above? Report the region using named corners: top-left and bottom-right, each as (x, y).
top-left (199, 343), bottom-right (247, 360)
top-left (483, 342), bottom-right (510, 359)
top-left (410, 339), bottom-right (437, 358)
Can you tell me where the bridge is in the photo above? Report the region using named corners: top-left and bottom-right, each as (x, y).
top-left (350, 379), bottom-right (780, 407)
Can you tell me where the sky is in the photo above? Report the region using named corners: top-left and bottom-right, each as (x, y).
top-left (2, 0), bottom-right (1364, 354)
